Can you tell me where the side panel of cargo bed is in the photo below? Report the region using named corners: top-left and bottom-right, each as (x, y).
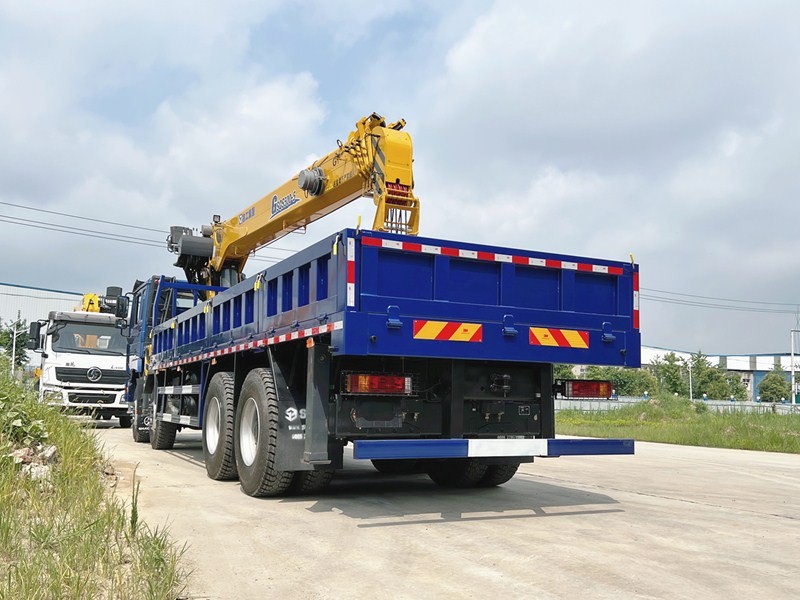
top-left (342, 230), bottom-right (640, 367)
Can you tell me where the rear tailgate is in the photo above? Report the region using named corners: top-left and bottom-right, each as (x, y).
top-left (341, 229), bottom-right (640, 367)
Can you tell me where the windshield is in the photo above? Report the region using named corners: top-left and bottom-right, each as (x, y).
top-left (50, 322), bottom-right (127, 356)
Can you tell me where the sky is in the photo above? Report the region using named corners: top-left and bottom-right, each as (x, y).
top-left (1, 0), bottom-right (799, 355)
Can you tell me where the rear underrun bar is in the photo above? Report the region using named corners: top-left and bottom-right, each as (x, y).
top-left (352, 438), bottom-right (635, 460)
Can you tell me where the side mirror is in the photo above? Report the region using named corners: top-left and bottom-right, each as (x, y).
top-left (115, 295), bottom-right (130, 318)
top-left (27, 322), bottom-right (41, 350)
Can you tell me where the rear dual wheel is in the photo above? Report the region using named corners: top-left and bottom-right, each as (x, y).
top-left (427, 459), bottom-right (521, 488)
top-left (289, 469), bottom-right (335, 495)
top-left (234, 368), bottom-right (334, 496)
top-left (371, 459), bottom-right (422, 475)
top-left (234, 368), bottom-right (294, 497)
top-left (478, 463), bottom-right (520, 487)
top-left (427, 459), bottom-right (488, 487)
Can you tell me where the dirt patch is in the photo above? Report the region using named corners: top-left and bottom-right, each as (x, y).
top-left (103, 459), bottom-right (140, 501)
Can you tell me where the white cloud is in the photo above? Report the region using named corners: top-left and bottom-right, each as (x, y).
top-left (1, 1), bottom-right (800, 355)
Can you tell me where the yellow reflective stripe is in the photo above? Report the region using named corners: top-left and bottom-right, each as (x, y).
top-left (561, 329), bottom-right (588, 349)
top-left (530, 327), bottom-right (559, 346)
top-left (415, 321), bottom-right (446, 340)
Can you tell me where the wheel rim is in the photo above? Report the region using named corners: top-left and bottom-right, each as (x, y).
top-left (206, 396), bottom-right (221, 455)
top-left (239, 397), bottom-right (260, 467)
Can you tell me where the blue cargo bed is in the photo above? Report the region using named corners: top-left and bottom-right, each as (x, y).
top-left (151, 229), bottom-right (640, 370)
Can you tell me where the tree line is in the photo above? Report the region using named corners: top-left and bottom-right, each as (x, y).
top-left (555, 351), bottom-right (792, 402)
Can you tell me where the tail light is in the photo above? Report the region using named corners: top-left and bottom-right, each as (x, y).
top-left (344, 373), bottom-right (414, 395)
top-left (556, 379), bottom-right (612, 399)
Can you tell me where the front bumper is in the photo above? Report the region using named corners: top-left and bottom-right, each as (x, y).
top-left (41, 387), bottom-right (128, 414)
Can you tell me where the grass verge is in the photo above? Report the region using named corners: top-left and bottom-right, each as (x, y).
top-left (557, 395), bottom-right (800, 453)
top-left (0, 360), bottom-right (187, 599)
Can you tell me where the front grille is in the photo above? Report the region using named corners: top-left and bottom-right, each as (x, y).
top-left (67, 393), bottom-right (117, 405)
top-left (55, 367), bottom-right (127, 385)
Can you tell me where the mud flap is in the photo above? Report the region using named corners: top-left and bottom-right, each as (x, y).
top-left (268, 348), bottom-right (312, 471)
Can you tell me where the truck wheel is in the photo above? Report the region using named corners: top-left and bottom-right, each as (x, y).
top-left (131, 416), bottom-right (150, 443)
top-left (150, 405), bottom-right (177, 450)
top-left (477, 463), bottom-right (520, 487)
top-left (132, 381), bottom-right (152, 443)
top-left (289, 468), bottom-right (335, 495)
top-left (234, 368), bottom-right (294, 497)
top-left (371, 459), bottom-right (421, 475)
top-left (427, 459), bottom-right (488, 488)
top-left (202, 372), bottom-right (238, 481)
top-left (118, 416), bottom-right (132, 429)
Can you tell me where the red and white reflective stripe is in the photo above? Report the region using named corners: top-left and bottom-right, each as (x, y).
top-left (633, 271), bottom-right (640, 330)
top-left (346, 237), bottom-right (355, 307)
top-left (361, 236), bottom-right (623, 275)
top-left (151, 321), bottom-right (344, 370)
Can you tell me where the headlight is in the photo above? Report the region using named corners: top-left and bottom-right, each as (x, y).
top-left (42, 390), bottom-right (63, 403)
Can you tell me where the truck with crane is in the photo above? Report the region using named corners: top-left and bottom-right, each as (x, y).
top-left (29, 289), bottom-right (132, 427)
top-left (120, 112), bottom-right (639, 496)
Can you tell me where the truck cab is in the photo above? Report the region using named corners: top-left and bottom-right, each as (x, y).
top-left (28, 303), bottom-right (131, 427)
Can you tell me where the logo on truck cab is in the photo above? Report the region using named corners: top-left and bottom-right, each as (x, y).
top-left (271, 191), bottom-right (301, 218)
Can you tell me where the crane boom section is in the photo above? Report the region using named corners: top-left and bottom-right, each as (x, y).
top-left (213, 121), bottom-right (417, 274)
top-left (169, 113), bottom-right (420, 287)
top-left (167, 113), bottom-right (419, 286)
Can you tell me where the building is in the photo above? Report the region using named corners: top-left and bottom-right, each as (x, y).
top-left (642, 345), bottom-right (798, 402)
top-left (0, 282), bottom-right (82, 328)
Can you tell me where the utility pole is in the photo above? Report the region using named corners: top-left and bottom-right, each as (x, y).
top-left (10, 310), bottom-right (21, 377)
top-left (791, 329), bottom-right (800, 405)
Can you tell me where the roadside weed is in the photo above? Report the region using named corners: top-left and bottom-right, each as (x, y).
top-left (0, 358), bottom-right (188, 599)
top-left (558, 395), bottom-right (800, 452)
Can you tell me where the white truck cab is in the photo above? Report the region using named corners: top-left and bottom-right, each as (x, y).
top-left (28, 297), bottom-right (131, 428)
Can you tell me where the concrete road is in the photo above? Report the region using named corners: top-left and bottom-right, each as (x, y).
top-left (95, 425), bottom-right (800, 600)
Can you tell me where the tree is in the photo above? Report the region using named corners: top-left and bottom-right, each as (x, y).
top-left (553, 364), bottom-right (576, 380)
top-left (758, 365), bottom-right (791, 403)
top-left (687, 351), bottom-right (747, 401)
top-left (652, 352), bottom-right (688, 396)
top-left (726, 373), bottom-right (748, 401)
top-left (0, 318), bottom-right (29, 369)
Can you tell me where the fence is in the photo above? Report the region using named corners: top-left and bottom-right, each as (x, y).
top-left (555, 396), bottom-right (800, 415)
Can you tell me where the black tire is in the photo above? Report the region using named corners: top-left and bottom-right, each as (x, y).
top-left (234, 368), bottom-right (294, 497)
top-left (202, 372), bottom-right (238, 481)
top-left (371, 459), bottom-right (421, 475)
top-left (132, 380), bottom-right (152, 443)
top-left (131, 391), bottom-right (151, 443)
top-left (150, 404), bottom-right (177, 450)
top-left (427, 459), bottom-right (488, 488)
top-left (477, 463), bottom-right (520, 487)
top-left (118, 416), bottom-right (132, 429)
top-left (289, 468), bottom-right (335, 495)
top-left (131, 417), bottom-right (150, 443)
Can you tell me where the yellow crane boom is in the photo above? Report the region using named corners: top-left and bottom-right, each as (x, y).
top-left (168, 113), bottom-right (420, 286)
